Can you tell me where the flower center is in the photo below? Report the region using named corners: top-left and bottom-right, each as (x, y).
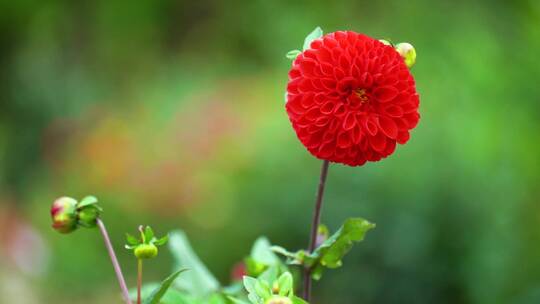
top-left (355, 88), bottom-right (369, 103)
top-left (346, 88), bottom-right (370, 110)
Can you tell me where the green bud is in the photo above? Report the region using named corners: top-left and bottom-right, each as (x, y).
top-left (77, 205), bottom-right (101, 228)
top-left (51, 197), bottom-right (78, 234)
top-left (134, 244), bottom-right (158, 259)
top-left (379, 39), bottom-right (392, 46)
top-left (264, 296), bottom-right (292, 304)
top-left (395, 42), bottom-right (416, 68)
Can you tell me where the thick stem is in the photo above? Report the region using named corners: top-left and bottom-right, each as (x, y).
top-left (302, 160), bottom-right (330, 301)
top-left (96, 218), bottom-right (133, 304)
top-left (137, 259), bottom-right (143, 304)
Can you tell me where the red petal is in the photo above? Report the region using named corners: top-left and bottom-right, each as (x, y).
top-left (351, 125), bottom-right (362, 144)
top-left (320, 100), bottom-right (336, 114)
top-left (299, 59), bottom-right (317, 77)
top-left (342, 112), bottom-right (357, 130)
top-left (315, 116), bottom-right (330, 127)
top-left (336, 77), bottom-right (357, 95)
top-left (383, 140), bottom-right (396, 155)
top-left (369, 133), bottom-right (387, 152)
top-left (403, 112), bottom-right (420, 129)
top-left (286, 100), bottom-right (306, 115)
top-left (373, 86), bottom-right (398, 103)
top-left (363, 116), bottom-right (378, 136)
top-left (337, 131), bottom-right (352, 148)
top-left (320, 62), bottom-right (334, 75)
top-left (377, 116), bottom-right (398, 139)
top-left (397, 131), bottom-right (410, 144)
top-left (383, 104), bottom-right (404, 117)
top-left (319, 142), bottom-right (335, 158)
top-left (300, 92), bottom-right (315, 108)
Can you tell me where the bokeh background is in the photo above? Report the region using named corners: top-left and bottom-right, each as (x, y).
top-left (1, 0), bottom-right (539, 303)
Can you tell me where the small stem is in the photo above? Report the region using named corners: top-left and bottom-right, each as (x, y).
top-left (137, 259), bottom-right (143, 304)
top-left (303, 160), bottom-right (330, 301)
top-left (96, 218), bottom-right (133, 304)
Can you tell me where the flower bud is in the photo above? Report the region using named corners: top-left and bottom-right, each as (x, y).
top-left (378, 39), bottom-right (392, 46)
top-left (51, 197), bottom-right (78, 234)
top-left (264, 296), bottom-right (292, 304)
top-left (395, 42), bottom-right (416, 68)
top-left (134, 244), bottom-right (158, 259)
top-left (77, 205), bottom-right (101, 228)
top-left (231, 262), bottom-right (247, 281)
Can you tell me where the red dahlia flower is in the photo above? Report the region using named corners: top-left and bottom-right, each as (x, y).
top-left (286, 31), bottom-right (420, 166)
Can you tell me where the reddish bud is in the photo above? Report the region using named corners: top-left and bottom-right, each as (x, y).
top-left (231, 262), bottom-right (247, 281)
top-left (51, 197), bottom-right (78, 234)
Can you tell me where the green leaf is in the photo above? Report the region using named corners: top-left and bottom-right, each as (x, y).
top-left (270, 246), bottom-right (309, 266)
top-left (276, 272), bottom-right (293, 297)
top-left (286, 50), bottom-right (301, 60)
top-left (144, 226), bottom-right (155, 244)
top-left (272, 218), bottom-right (375, 281)
top-left (303, 26), bottom-right (323, 50)
top-left (242, 276), bottom-right (258, 296)
top-left (246, 237), bottom-right (283, 277)
top-left (291, 296), bottom-right (309, 304)
top-left (270, 246), bottom-right (297, 261)
top-left (313, 218), bottom-right (375, 269)
top-left (143, 269), bottom-right (188, 304)
top-left (130, 283), bottom-right (195, 304)
top-left (221, 281), bottom-right (244, 296)
top-left (168, 230), bottom-right (220, 297)
top-left (257, 265), bottom-right (279, 284)
top-left (243, 276), bottom-right (262, 304)
top-left (228, 296), bottom-right (250, 304)
top-left (310, 264), bottom-right (324, 281)
top-left (254, 280), bottom-right (271, 300)
top-left (126, 233), bottom-right (140, 246)
top-left (77, 195), bottom-right (98, 209)
top-left (159, 289), bottom-right (195, 304)
top-left (207, 293), bottom-right (229, 304)
top-left (153, 234), bottom-right (169, 246)
top-left (251, 237), bottom-right (280, 266)
top-left (248, 293), bottom-right (261, 304)
top-left (245, 257), bottom-right (267, 277)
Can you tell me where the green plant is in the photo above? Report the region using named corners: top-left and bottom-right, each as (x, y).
top-left (50, 26), bottom-right (418, 303)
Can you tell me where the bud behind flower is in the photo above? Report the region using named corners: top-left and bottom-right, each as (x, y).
top-left (51, 197), bottom-right (78, 233)
top-left (395, 42), bottom-right (416, 68)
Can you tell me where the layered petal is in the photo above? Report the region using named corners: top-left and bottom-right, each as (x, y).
top-left (286, 31), bottom-right (420, 166)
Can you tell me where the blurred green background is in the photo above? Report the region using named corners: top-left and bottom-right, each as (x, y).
top-left (1, 0), bottom-right (539, 303)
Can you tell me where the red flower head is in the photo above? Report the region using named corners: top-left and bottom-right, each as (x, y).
top-left (285, 31), bottom-right (420, 166)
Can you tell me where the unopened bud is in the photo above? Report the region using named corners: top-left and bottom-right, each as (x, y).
top-left (134, 244), bottom-right (158, 259)
top-left (264, 296), bottom-right (292, 304)
top-left (395, 42), bottom-right (416, 68)
top-left (77, 205), bottom-right (101, 228)
top-left (231, 262), bottom-right (247, 281)
top-left (51, 197), bottom-right (78, 234)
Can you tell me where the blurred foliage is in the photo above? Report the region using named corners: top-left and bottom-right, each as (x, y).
top-left (0, 0), bottom-right (540, 303)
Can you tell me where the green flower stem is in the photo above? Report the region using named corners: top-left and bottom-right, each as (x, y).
top-left (303, 160), bottom-right (330, 301)
top-left (137, 259), bottom-right (143, 304)
top-left (97, 218), bottom-right (133, 304)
